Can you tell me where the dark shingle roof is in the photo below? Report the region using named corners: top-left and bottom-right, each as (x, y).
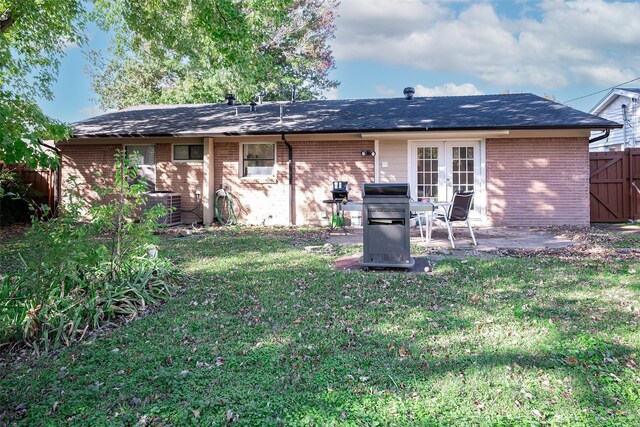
top-left (72, 93), bottom-right (621, 138)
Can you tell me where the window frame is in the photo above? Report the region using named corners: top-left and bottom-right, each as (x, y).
top-left (124, 144), bottom-right (156, 166)
top-left (240, 142), bottom-right (277, 178)
top-left (172, 143), bottom-right (205, 162)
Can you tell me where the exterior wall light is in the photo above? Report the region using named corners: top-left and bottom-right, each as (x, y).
top-left (361, 150), bottom-right (376, 157)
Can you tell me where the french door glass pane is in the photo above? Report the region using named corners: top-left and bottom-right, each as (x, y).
top-left (451, 145), bottom-right (475, 194)
top-left (416, 147), bottom-right (438, 200)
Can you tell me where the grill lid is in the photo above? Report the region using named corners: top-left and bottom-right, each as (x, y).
top-left (363, 183), bottom-right (410, 197)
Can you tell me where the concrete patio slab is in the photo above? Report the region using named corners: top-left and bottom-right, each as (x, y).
top-left (327, 225), bottom-right (586, 273)
top-left (326, 226), bottom-right (580, 251)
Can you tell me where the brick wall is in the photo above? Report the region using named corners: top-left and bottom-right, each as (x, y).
top-left (291, 140), bottom-right (375, 225)
top-left (214, 139), bottom-right (375, 225)
top-left (60, 143), bottom-right (121, 208)
top-left (60, 140), bottom-right (204, 223)
top-left (155, 143), bottom-right (203, 223)
top-left (486, 137), bottom-right (590, 226)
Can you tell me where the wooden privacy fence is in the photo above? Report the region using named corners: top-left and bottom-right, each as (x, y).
top-left (0, 164), bottom-right (59, 211)
top-left (589, 148), bottom-right (640, 222)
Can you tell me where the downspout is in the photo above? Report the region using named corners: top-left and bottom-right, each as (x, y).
top-left (37, 140), bottom-right (62, 215)
top-left (281, 132), bottom-right (294, 225)
top-left (589, 129), bottom-right (610, 145)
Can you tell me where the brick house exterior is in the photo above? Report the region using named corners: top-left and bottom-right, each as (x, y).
top-left (485, 137), bottom-right (592, 226)
top-left (59, 93), bottom-right (620, 227)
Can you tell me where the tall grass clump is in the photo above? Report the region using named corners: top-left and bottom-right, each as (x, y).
top-left (0, 150), bottom-right (178, 353)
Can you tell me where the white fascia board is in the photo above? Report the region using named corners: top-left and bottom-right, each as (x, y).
top-left (361, 130), bottom-right (510, 140)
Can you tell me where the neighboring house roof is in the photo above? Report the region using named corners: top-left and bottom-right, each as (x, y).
top-left (72, 93), bottom-right (621, 138)
top-left (590, 88), bottom-right (640, 115)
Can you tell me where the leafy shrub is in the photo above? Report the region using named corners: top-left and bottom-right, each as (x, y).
top-left (0, 169), bottom-right (39, 225)
top-left (0, 150), bottom-right (178, 352)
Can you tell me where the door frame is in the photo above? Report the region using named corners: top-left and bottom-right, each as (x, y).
top-left (408, 139), bottom-right (487, 221)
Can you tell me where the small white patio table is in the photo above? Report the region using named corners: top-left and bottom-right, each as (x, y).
top-left (341, 201), bottom-right (452, 244)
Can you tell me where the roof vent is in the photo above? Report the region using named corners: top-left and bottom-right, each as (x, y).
top-left (225, 93), bottom-right (236, 106)
top-left (250, 101), bottom-right (257, 112)
top-left (403, 87), bottom-right (415, 100)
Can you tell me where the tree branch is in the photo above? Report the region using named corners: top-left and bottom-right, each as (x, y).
top-left (1, 9), bottom-right (14, 33)
top-left (214, 3), bottom-right (229, 28)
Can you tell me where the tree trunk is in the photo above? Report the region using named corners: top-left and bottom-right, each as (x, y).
top-left (0, 9), bottom-right (14, 33)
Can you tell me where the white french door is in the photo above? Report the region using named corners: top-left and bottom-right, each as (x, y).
top-left (410, 140), bottom-right (485, 220)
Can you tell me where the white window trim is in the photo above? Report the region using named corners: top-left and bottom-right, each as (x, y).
top-left (172, 143), bottom-right (204, 163)
top-left (239, 142), bottom-right (278, 179)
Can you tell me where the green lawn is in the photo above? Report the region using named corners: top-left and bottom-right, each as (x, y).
top-left (1, 227), bottom-right (639, 426)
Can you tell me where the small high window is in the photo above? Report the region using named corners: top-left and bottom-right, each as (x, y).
top-left (243, 143), bottom-right (275, 177)
top-left (173, 144), bottom-right (204, 161)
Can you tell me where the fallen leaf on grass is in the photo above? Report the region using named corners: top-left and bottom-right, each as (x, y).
top-left (532, 409), bottom-right (545, 419)
top-left (398, 347), bottom-right (411, 358)
top-left (565, 357), bottom-right (578, 365)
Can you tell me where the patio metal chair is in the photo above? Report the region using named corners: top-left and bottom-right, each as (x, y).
top-left (432, 191), bottom-right (477, 248)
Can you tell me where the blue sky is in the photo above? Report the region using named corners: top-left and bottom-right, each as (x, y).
top-left (39, 0), bottom-right (640, 123)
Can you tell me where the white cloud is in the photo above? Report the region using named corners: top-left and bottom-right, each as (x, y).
top-left (414, 83), bottom-right (484, 97)
top-left (374, 85), bottom-right (396, 96)
top-left (333, 0), bottom-right (640, 89)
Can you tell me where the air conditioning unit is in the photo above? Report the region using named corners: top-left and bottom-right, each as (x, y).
top-left (145, 192), bottom-right (182, 226)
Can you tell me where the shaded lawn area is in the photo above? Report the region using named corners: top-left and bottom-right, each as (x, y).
top-left (1, 228), bottom-right (640, 426)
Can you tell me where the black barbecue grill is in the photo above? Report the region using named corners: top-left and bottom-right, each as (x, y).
top-left (361, 183), bottom-right (415, 269)
top-left (330, 181), bottom-right (349, 200)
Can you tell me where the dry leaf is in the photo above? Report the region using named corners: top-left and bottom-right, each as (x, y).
top-left (565, 357), bottom-right (578, 365)
top-left (398, 347), bottom-right (411, 358)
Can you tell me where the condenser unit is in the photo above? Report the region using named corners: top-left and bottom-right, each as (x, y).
top-left (145, 191), bottom-right (182, 226)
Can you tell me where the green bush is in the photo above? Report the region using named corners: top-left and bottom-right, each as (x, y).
top-left (0, 150), bottom-right (178, 352)
top-left (0, 169), bottom-right (38, 225)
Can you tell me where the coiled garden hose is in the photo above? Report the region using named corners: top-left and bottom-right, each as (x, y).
top-left (215, 188), bottom-right (238, 225)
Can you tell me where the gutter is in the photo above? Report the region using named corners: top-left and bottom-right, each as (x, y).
top-left (589, 129), bottom-right (610, 145)
top-left (71, 123), bottom-right (623, 139)
top-left (281, 133), bottom-right (294, 225)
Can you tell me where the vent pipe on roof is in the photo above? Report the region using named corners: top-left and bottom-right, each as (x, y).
top-left (403, 87), bottom-right (415, 100)
top-left (225, 93), bottom-right (235, 106)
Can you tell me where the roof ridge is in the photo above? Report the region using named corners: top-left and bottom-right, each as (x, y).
top-left (115, 92), bottom-right (543, 112)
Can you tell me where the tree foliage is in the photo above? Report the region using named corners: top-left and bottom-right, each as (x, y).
top-left (0, 0), bottom-right (339, 168)
top-left (0, 1), bottom-right (86, 168)
top-left (90, 0), bottom-right (339, 109)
